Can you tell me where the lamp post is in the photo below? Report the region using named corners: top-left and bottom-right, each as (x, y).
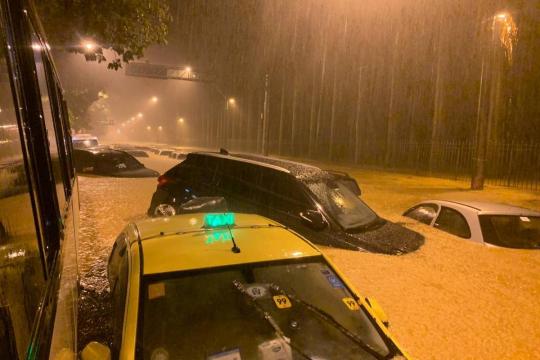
top-left (262, 74), bottom-right (270, 155)
top-left (471, 12), bottom-right (517, 190)
top-left (212, 82), bottom-right (237, 148)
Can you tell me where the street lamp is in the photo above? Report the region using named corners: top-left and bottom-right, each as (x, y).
top-left (150, 96), bottom-right (158, 103)
top-left (137, 113), bottom-right (143, 118)
top-left (471, 11), bottom-right (517, 190)
top-left (146, 126), bottom-right (151, 131)
top-left (185, 66), bottom-right (192, 73)
top-left (177, 117), bottom-right (184, 124)
top-left (158, 126), bottom-right (163, 131)
top-left (82, 40), bottom-right (97, 52)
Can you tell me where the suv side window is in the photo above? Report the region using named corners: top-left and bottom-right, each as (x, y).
top-left (217, 159), bottom-right (255, 197)
top-left (434, 207), bottom-right (471, 238)
top-left (262, 171), bottom-right (313, 213)
top-left (404, 204), bottom-right (439, 225)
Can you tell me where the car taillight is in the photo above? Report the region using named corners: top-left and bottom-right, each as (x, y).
top-left (157, 175), bottom-right (171, 187)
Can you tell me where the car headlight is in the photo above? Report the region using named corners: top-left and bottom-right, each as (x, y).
top-left (154, 204), bottom-right (176, 217)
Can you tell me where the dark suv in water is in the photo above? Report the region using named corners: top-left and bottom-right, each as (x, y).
top-left (148, 152), bottom-right (424, 254)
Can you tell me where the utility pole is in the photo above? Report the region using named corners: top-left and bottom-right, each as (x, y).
top-left (472, 13), bottom-right (511, 189)
top-left (261, 73), bottom-right (270, 156)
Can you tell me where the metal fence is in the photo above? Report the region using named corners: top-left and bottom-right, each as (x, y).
top-left (226, 139), bottom-right (540, 191)
top-left (370, 140), bottom-right (540, 191)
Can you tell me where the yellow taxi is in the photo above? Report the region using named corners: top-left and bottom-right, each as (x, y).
top-left (81, 212), bottom-right (409, 360)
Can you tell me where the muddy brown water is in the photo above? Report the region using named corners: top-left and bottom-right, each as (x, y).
top-left (77, 155), bottom-right (178, 349)
top-left (77, 154), bottom-right (540, 358)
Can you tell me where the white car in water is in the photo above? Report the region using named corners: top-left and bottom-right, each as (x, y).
top-left (403, 200), bottom-right (540, 249)
top-left (72, 133), bottom-right (99, 149)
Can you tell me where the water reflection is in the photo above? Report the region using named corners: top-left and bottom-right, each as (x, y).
top-left (77, 155), bottom-right (176, 348)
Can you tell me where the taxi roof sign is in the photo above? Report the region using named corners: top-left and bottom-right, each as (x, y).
top-left (204, 213), bottom-right (235, 228)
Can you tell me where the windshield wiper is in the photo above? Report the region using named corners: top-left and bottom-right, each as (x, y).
top-left (232, 280), bottom-right (312, 360)
top-left (271, 288), bottom-right (387, 360)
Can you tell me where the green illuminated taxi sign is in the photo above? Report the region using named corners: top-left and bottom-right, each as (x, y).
top-left (203, 213), bottom-right (235, 228)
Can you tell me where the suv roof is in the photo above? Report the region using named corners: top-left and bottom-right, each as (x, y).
top-left (193, 152), bottom-right (330, 182)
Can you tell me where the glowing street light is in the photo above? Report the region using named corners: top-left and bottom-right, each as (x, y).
top-left (146, 126), bottom-right (151, 131)
top-left (226, 97), bottom-right (237, 110)
top-left (158, 126), bottom-right (163, 131)
top-left (150, 96), bottom-right (158, 103)
top-left (137, 113), bottom-right (143, 118)
top-left (185, 66), bottom-right (192, 73)
top-left (177, 117), bottom-right (185, 124)
top-left (82, 40), bottom-right (97, 52)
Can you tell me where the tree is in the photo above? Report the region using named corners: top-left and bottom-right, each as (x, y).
top-left (35, 0), bottom-right (171, 70)
top-left (65, 89), bottom-right (95, 131)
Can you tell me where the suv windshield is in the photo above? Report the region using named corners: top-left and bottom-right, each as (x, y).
top-left (479, 215), bottom-right (540, 249)
top-left (140, 258), bottom-right (392, 360)
top-left (307, 180), bottom-right (378, 231)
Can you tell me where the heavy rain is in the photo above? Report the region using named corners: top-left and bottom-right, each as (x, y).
top-left (0, 0), bottom-right (539, 359)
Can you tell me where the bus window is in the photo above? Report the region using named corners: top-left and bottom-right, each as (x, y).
top-left (0, 44), bottom-right (47, 360)
top-left (30, 32), bottom-right (68, 214)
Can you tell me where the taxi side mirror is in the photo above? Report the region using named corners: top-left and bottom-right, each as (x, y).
top-left (81, 341), bottom-right (111, 360)
top-left (365, 297), bottom-right (389, 327)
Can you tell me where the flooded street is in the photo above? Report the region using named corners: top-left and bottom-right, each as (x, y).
top-left (77, 154), bottom-right (178, 348)
top-left (77, 153), bottom-right (540, 359)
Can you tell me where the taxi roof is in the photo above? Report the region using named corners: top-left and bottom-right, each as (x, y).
top-left (133, 213), bottom-right (321, 275)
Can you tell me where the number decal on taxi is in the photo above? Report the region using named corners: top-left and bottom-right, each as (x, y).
top-left (273, 295), bottom-right (292, 309)
top-left (342, 297), bottom-right (360, 311)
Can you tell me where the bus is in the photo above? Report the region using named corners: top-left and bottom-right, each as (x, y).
top-left (1, 0), bottom-right (78, 358)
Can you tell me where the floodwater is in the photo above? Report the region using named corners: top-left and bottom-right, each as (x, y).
top-left (77, 154), bottom-right (178, 348)
top-left (77, 154), bottom-right (540, 359)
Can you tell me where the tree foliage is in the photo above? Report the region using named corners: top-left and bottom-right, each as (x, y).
top-left (35, 0), bottom-right (171, 69)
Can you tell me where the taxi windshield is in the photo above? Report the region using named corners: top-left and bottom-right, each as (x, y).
top-left (139, 258), bottom-right (392, 360)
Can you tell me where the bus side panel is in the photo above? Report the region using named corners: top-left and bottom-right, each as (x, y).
top-left (48, 180), bottom-right (78, 359)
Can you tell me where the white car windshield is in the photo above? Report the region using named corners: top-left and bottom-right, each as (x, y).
top-left (479, 215), bottom-right (540, 249)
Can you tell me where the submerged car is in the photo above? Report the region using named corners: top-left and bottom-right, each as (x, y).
top-left (81, 212), bottom-right (409, 360)
top-left (403, 200), bottom-right (540, 249)
top-left (72, 133), bottom-right (99, 149)
top-left (73, 148), bottom-right (159, 178)
top-left (113, 147), bottom-right (149, 158)
top-left (147, 152), bottom-right (423, 254)
top-left (157, 149), bottom-right (174, 156)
